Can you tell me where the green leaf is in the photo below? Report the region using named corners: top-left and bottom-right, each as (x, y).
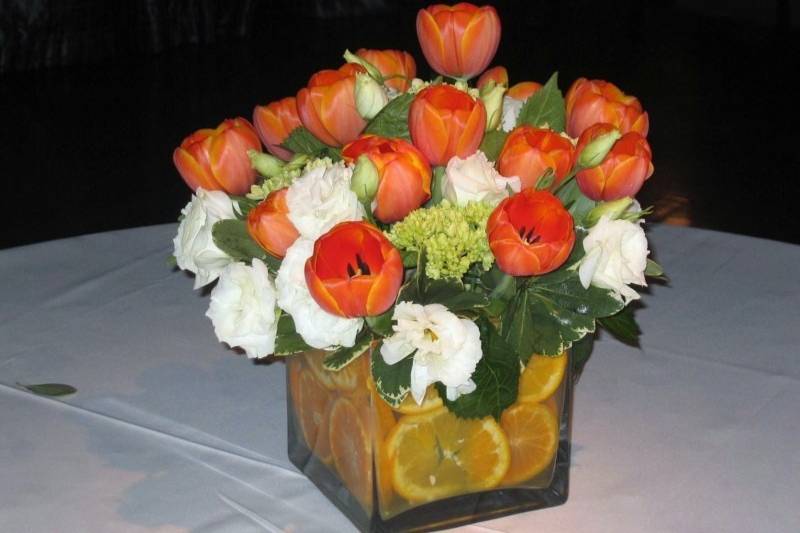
top-left (230, 195), bottom-right (260, 218)
top-left (555, 175), bottom-right (597, 225)
top-left (323, 329), bottom-right (373, 371)
top-left (281, 127), bottom-right (342, 161)
top-left (598, 305), bottom-right (641, 347)
top-left (366, 307), bottom-right (395, 337)
top-left (437, 318), bottom-right (519, 420)
top-left (397, 250), bottom-right (489, 311)
top-left (502, 271), bottom-right (624, 359)
top-left (516, 72), bottom-right (566, 132)
top-left (480, 266), bottom-right (517, 316)
top-left (18, 383), bottom-right (77, 397)
top-left (645, 259), bottom-right (665, 278)
top-left (569, 333), bottom-right (595, 384)
top-left (479, 129), bottom-right (508, 161)
top-left (364, 92), bottom-right (414, 140)
top-left (274, 314), bottom-right (312, 356)
top-left (371, 341), bottom-right (412, 407)
top-left (426, 166), bottom-right (446, 207)
top-left (212, 219), bottom-right (281, 273)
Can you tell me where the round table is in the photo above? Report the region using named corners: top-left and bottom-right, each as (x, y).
top-left (1, 224), bottom-right (798, 532)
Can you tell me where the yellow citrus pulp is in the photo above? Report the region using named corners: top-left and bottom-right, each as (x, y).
top-left (295, 370), bottom-right (333, 463)
top-left (392, 385), bottom-right (443, 415)
top-left (386, 407), bottom-right (510, 503)
top-left (518, 353), bottom-right (567, 403)
top-left (500, 402), bottom-right (559, 485)
top-left (329, 396), bottom-right (373, 509)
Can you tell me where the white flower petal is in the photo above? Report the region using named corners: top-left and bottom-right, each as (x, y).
top-left (442, 151), bottom-right (519, 206)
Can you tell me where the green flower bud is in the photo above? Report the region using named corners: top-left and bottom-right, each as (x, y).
top-left (354, 72), bottom-right (389, 120)
top-left (479, 81), bottom-right (506, 131)
top-left (584, 197), bottom-right (634, 227)
top-left (343, 49), bottom-right (383, 81)
top-left (577, 128), bottom-right (622, 168)
top-left (351, 154), bottom-right (380, 204)
top-left (248, 150), bottom-right (284, 177)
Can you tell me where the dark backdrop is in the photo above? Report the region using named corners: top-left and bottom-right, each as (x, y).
top-left (1, 0), bottom-right (799, 249)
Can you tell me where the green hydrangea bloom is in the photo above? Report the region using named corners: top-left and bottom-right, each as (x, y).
top-left (388, 200), bottom-right (494, 280)
top-left (246, 156), bottom-right (333, 200)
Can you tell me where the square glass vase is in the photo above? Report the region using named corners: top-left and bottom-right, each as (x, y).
top-left (286, 346), bottom-right (572, 532)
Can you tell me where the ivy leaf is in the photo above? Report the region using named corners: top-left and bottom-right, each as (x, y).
top-left (569, 333), bottom-right (595, 384)
top-left (323, 329), bottom-right (373, 371)
top-left (17, 383), bottom-right (77, 397)
top-left (211, 219), bottom-right (281, 273)
top-left (436, 318), bottom-right (519, 420)
top-left (516, 72), bottom-right (566, 132)
top-left (479, 129), bottom-right (508, 161)
top-left (598, 305), bottom-right (641, 347)
top-left (274, 314), bottom-right (312, 356)
top-left (281, 127), bottom-right (342, 161)
top-left (364, 92), bottom-right (414, 140)
top-left (371, 341), bottom-right (412, 407)
top-left (502, 270), bottom-right (624, 360)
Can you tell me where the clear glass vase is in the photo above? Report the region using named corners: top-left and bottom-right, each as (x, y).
top-left (286, 345), bottom-right (572, 532)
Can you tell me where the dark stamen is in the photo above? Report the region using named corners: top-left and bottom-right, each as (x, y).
top-left (525, 228), bottom-right (541, 244)
top-left (518, 226), bottom-right (527, 239)
top-left (346, 263), bottom-right (356, 277)
top-left (355, 254), bottom-right (371, 276)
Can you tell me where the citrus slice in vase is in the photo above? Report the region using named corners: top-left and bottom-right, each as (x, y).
top-left (518, 353), bottom-right (567, 403)
top-left (500, 402), bottom-right (559, 485)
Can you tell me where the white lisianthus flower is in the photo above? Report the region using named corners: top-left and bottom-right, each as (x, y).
top-left (205, 259), bottom-right (278, 358)
top-left (275, 238), bottom-right (362, 349)
top-left (578, 216), bottom-right (649, 303)
top-left (443, 151), bottom-right (521, 206)
top-left (173, 188), bottom-right (237, 289)
top-left (381, 302), bottom-right (482, 404)
top-left (501, 95), bottom-right (525, 132)
top-left (286, 162), bottom-right (365, 240)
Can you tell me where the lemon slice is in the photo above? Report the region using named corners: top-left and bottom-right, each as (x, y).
top-left (500, 402), bottom-right (559, 485)
top-left (518, 353), bottom-right (567, 403)
top-left (387, 407), bottom-right (510, 503)
top-left (392, 386), bottom-right (443, 415)
top-left (329, 397), bottom-right (373, 510)
top-left (295, 371), bottom-right (333, 463)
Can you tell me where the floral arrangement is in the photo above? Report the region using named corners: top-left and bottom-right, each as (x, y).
top-left (172, 2), bottom-right (663, 421)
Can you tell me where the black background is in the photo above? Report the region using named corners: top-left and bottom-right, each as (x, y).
top-left (1, 0), bottom-right (798, 249)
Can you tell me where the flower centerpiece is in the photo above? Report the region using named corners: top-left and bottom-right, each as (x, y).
top-left (171, 3), bottom-right (663, 531)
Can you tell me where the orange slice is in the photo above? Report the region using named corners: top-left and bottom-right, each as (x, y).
top-left (296, 371), bottom-right (333, 463)
top-left (387, 407), bottom-right (510, 503)
top-left (392, 386), bottom-right (443, 415)
top-left (371, 390), bottom-right (398, 510)
top-left (306, 348), bottom-right (369, 393)
top-left (329, 397), bottom-right (373, 511)
top-left (500, 402), bottom-right (559, 485)
top-left (518, 353), bottom-right (567, 403)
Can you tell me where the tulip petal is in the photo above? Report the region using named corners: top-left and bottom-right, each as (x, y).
top-left (173, 147), bottom-right (220, 191)
top-left (209, 128), bottom-right (258, 195)
top-left (296, 87), bottom-right (339, 147)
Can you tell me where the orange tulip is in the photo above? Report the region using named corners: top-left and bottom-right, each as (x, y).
top-left (342, 135), bottom-right (432, 223)
top-left (565, 78), bottom-right (649, 139)
top-left (252, 97), bottom-right (302, 161)
top-left (496, 126), bottom-right (576, 190)
top-left (576, 124), bottom-right (654, 201)
top-left (507, 81), bottom-right (542, 100)
top-left (477, 66), bottom-right (508, 89)
top-left (296, 63), bottom-right (367, 147)
top-left (356, 48), bottom-right (416, 92)
top-left (173, 117), bottom-right (261, 195)
top-left (408, 84), bottom-right (486, 166)
top-left (416, 3), bottom-right (501, 80)
top-left (246, 188), bottom-right (299, 258)
top-left (305, 221), bottom-right (404, 318)
top-left (487, 189), bottom-right (575, 276)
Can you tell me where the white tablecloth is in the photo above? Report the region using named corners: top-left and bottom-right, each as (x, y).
top-left (1, 224), bottom-right (798, 532)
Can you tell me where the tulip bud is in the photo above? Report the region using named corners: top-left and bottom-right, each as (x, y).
top-left (577, 127), bottom-right (622, 169)
top-left (285, 153), bottom-right (310, 171)
top-left (343, 49), bottom-right (383, 81)
top-left (351, 154), bottom-right (380, 204)
top-left (480, 81), bottom-right (506, 131)
top-left (584, 197), bottom-right (633, 227)
top-left (354, 72), bottom-right (389, 120)
top-left (248, 150), bottom-right (285, 177)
